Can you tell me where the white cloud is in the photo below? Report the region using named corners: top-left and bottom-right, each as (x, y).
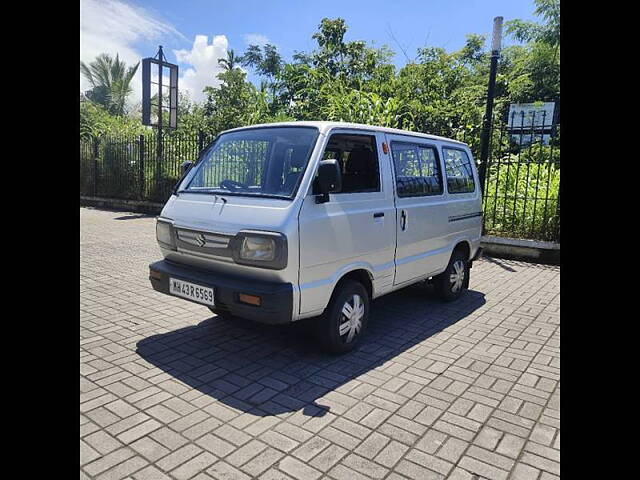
top-left (243, 33), bottom-right (270, 47)
top-left (80, 0), bottom-right (232, 107)
top-left (80, 0), bottom-right (183, 106)
top-left (174, 35), bottom-right (229, 103)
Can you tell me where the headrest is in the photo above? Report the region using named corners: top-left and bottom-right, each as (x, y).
top-left (289, 147), bottom-right (308, 169)
top-left (346, 148), bottom-right (372, 173)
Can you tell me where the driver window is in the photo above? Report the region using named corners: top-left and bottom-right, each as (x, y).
top-left (320, 134), bottom-right (380, 193)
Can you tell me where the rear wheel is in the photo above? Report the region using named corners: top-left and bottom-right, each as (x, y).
top-left (316, 280), bottom-right (369, 354)
top-left (434, 250), bottom-right (470, 302)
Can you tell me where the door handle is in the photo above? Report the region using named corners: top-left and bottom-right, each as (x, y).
top-left (400, 210), bottom-right (408, 230)
top-left (373, 212), bottom-right (384, 218)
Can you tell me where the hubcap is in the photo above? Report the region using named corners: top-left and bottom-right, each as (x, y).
top-left (450, 260), bottom-right (466, 293)
top-left (338, 294), bottom-right (364, 343)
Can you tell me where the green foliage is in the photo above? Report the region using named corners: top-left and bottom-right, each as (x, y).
top-left (241, 44), bottom-right (283, 79)
top-left (218, 49), bottom-right (240, 71)
top-left (321, 86), bottom-right (415, 130)
top-left (484, 147), bottom-right (560, 240)
top-left (80, 101), bottom-right (146, 140)
top-left (80, 53), bottom-right (140, 116)
top-left (81, 1), bottom-right (559, 143)
top-left (240, 43), bottom-right (285, 114)
top-left (203, 68), bottom-right (267, 133)
top-left (503, 0), bottom-right (560, 102)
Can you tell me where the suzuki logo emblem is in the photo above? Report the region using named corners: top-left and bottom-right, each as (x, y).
top-left (196, 234), bottom-right (207, 247)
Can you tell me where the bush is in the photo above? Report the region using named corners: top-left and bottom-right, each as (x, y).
top-left (483, 148), bottom-right (559, 241)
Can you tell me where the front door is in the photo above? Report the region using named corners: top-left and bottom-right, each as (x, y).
top-left (386, 134), bottom-right (451, 286)
top-left (298, 130), bottom-right (396, 314)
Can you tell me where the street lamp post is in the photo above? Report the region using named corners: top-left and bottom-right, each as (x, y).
top-left (478, 16), bottom-right (504, 198)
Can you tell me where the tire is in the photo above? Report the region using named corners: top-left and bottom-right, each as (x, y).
top-left (434, 250), bottom-right (470, 302)
top-left (316, 280), bottom-right (370, 354)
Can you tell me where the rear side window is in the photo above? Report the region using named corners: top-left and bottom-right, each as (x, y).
top-left (443, 148), bottom-right (475, 194)
top-left (391, 142), bottom-right (443, 197)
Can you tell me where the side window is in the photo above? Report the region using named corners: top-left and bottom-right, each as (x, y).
top-left (320, 134), bottom-right (380, 193)
top-left (443, 148), bottom-right (475, 194)
top-left (391, 142), bottom-right (443, 197)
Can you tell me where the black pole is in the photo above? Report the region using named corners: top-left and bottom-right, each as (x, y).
top-left (478, 17), bottom-right (503, 198)
top-left (139, 134), bottom-right (145, 200)
top-left (93, 137), bottom-right (99, 197)
top-left (156, 46), bottom-right (164, 186)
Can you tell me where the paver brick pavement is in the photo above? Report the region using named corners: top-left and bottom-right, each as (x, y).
top-left (81, 207), bottom-right (560, 479)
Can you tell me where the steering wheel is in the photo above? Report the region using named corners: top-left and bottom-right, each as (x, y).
top-left (220, 179), bottom-right (248, 191)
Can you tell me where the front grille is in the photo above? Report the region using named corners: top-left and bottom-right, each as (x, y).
top-left (175, 228), bottom-right (233, 258)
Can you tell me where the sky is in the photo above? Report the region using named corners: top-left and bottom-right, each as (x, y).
top-left (80, 0), bottom-right (539, 106)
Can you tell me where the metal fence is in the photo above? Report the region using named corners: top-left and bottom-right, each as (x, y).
top-left (80, 131), bottom-right (215, 204)
top-left (80, 112), bottom-right (559, 242)
top-left (479, 109), bottom-right (560, 242)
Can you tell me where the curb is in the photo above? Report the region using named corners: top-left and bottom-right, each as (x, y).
top-left (481, 235), bottom-right (560, 265)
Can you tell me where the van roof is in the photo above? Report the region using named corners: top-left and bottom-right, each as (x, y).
top-left (222, 121), bottom-right (468, 147)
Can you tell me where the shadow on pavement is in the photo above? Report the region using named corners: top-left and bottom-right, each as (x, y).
top-left (482, 255), bottom-right (517, 272)
top-left (114, 213), bottom-right (156, 220)
top-left (136, 284), bottom-right (485, 418)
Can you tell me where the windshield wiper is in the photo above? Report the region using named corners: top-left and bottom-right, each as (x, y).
top-left (177, 187), bottom-right (230, 195)
top-left (177, 189), bottom-right (291, 200)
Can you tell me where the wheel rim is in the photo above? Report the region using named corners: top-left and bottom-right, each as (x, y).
top-left (449, 260), bottom-right (466, 293)
top-left (338, 294), bottom-right (364, 343)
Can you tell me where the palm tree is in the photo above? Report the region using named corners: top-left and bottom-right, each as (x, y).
top-left (80, 53), bottom-right (139, 116)
top-left (218, 49), bottom-right (240, 71)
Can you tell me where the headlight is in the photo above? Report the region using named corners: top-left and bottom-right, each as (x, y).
top-left (240, 236), bottom-right (276, 261)
top-left (156, 220), bottom-right (176, 250)
top-left (231, 231), bottom-right (287, 269)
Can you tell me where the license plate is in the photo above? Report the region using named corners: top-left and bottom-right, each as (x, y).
top-left (169, 278), bottom-right (215, 306)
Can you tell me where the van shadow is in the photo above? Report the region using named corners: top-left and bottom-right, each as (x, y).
top-left (136, 284), bottom-right (485, 418)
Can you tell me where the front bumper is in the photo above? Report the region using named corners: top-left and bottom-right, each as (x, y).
top-left (149, 260), bottom-right (293, 324)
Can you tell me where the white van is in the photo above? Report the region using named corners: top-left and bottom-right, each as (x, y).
top-left (149, 122), bottom-right (482, 353)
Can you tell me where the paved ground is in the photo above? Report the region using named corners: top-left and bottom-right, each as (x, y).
top-left (80, 207), bottom-right (560, 480)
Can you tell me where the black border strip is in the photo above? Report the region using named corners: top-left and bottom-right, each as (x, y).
top-left (448, 212), bottom-right (483, 222)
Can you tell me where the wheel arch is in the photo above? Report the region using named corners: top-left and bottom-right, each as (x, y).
top-left (335, 268), bottom-right (374, 301)
top-left (452, 239), bottom-right (472, 261)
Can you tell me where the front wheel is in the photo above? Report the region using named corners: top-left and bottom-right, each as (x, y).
top-left (316, 280), bottom-right (369, 354)
top-left (434, 251), bottom-right (470, 302)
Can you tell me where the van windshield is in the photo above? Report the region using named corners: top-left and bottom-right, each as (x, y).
top-left (180, 126), bottom-right (319, 199)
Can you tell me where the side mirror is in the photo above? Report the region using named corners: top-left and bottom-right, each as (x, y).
top-left (315, 159), bottom-right (342, 204)
top-left (181, 161), bottom-right (193, 174)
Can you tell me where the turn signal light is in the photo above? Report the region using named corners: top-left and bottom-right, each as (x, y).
top-left (149, 269), bottom-right (162, 280)
top-left (238, 293), bottom-right (261, 306)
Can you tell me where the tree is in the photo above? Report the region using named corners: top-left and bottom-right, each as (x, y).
top-left (80, 101), bottom-right (145, 140)
top-left (241, 44), bottom-right (283, 80)
top-left (80, 53), bottom-right (139, 116)
top-left (503, 0), bottom-right (560, 102)
top-left (239, 43), bottom-right (284, 113)
top-left (218, 49), bottom-right (240, 71)
top-left (203, 68), bottom-right (264, 133)
top-left (306, 18), bottom-right (394, 87)
top-left (80, 6), bottom-right (560, 145)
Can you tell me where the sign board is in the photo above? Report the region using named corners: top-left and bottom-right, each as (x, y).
top-left (508, 102), bottom-right (556, 146)
top-left (142, 52), bottom-right (178, 129)
top-left (507, 102), bottom-right (555, 131)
